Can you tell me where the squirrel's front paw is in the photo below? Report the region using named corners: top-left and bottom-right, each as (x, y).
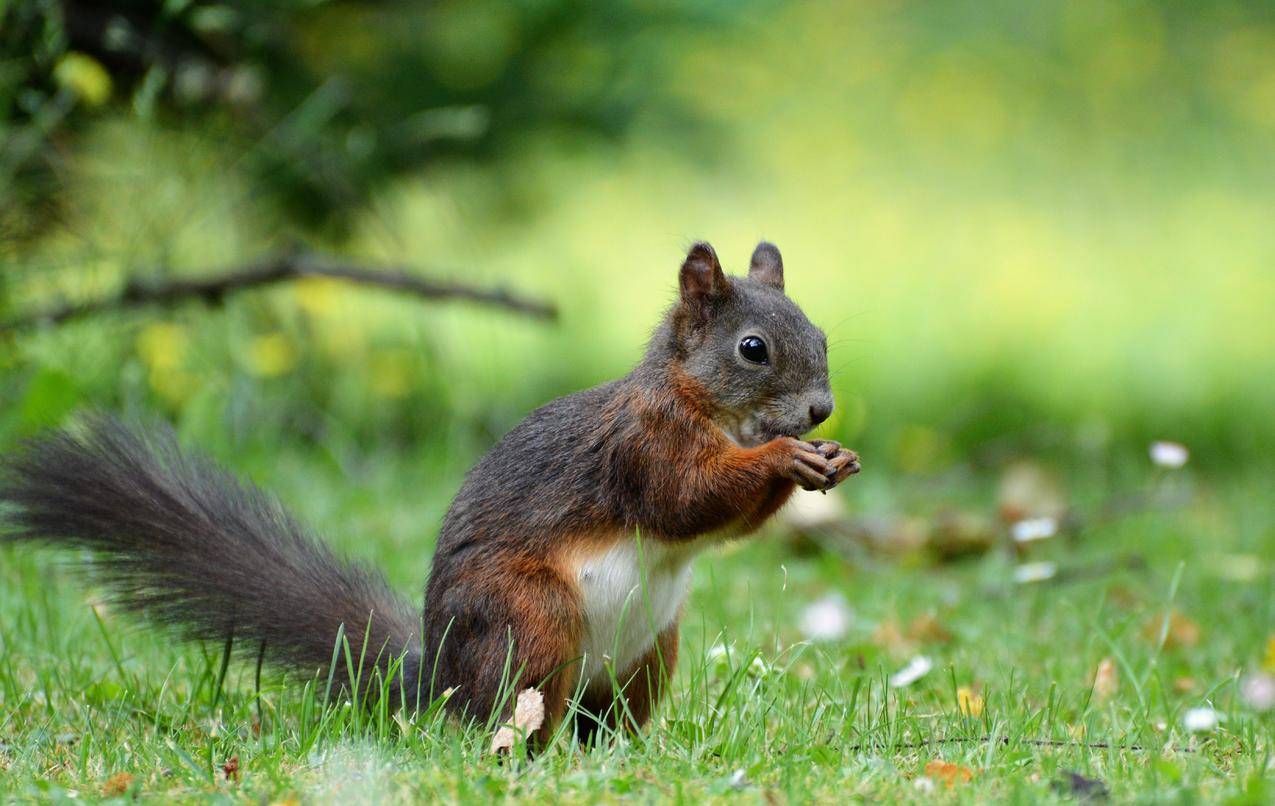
top-left (781, 438), bottom-right (837, 491)
top-left (809, 439), bottom-right (861, 488)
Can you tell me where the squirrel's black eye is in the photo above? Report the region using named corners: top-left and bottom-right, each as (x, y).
top-left (739, 335), bottom-right (769, 365)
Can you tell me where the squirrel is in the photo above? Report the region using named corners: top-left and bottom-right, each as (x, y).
top-left (0, 241), bottom-right (859, 745)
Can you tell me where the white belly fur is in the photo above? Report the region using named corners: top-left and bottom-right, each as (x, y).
top-left (575, 536), bottom-right (699, 691)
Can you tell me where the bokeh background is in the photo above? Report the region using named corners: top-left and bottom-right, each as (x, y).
top-left (6, 0), bottom-right (1275, 472)
top-left (1, 2), bottom-right (1273, 601)
top-left (5, 0), bottom-right (1275, 582)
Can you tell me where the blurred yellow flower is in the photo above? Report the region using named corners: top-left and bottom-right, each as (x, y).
top-left (369, 349), bottom-right (414, 399)
top-left (294, 277), bottom-right (342, 316)
top-left (148, 368), bottom-right (199, 405)
top-left (247, 333), bottom-right (297, 377)
top-left (1264, 635), bottom-right (1275, 674)
top-left (136, 323), bottom-right (188, 371)
top-left (54, 52), bottom-right (112, 107)
top-left (956, 687), bottom-right (983, 717)
top-left (1142, 610), bottom-right (1201, 650)
top-left (316, 321), bottom-right (367, 364)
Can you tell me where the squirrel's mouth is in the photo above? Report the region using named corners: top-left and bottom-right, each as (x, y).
top-left (716, 412), bottom-right (806, 447)
top-left (754, 418), bottom-right (806, 445)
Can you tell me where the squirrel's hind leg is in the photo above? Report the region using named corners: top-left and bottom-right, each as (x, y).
top-left (573, 619), bottom-right (679, 745)
top-left (434, 555), bottom-right (585, 747)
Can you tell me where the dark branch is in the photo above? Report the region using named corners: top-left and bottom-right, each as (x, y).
top-left (1, 253), bottom-right (557, 330)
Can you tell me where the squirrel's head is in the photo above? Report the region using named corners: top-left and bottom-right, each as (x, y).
top-left (666, 241), bottom-right (834, 447)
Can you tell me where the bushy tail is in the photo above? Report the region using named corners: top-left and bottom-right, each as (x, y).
top-left (0, 414), bottom-right (422, 701)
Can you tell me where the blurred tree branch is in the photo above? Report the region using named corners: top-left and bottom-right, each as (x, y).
top-left (0, 252), bottom-right (557, 330)
top-left (2, 0), bottom-right (741, 238)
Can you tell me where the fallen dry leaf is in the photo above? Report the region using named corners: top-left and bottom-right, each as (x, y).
top-left (1106, 585), bottom-right (1141, 610)
top-left (222, 755), bottom-right (239, 782)
top-left (929, 510), bottom-right (997, 560)
top-left (872, 617), bottom-right (910, 656)
top-left (491, 688), bottom-right (546, 753)
top-left (1092, 657), bottom-right (1118, 701)
top-left (1173, 677), bottom-right (1197, 694)
top-left (908, 613), bottom-right (953, 644)
top-left (957, 686), bottom-right (984, 717)
top-left (101, 772), bottom-right (134, 797)
top-left (924, 760), bottom-right (974, 787)
top-left (1143, 610), bottom-right (1200, 650)
top-left (997, 461), bottom-right (1066, 524)
top-left (873, 613), bottom-right (952, 656)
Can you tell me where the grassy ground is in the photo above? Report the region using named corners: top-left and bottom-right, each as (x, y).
top-left (2, 438), bottom-right (1272, 803)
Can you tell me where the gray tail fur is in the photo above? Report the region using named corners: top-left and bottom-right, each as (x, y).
top-left (0, 414), bottom-right (422, 701)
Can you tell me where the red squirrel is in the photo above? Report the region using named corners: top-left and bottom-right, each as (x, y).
top-left (1, 241), bottom-right (859, 745)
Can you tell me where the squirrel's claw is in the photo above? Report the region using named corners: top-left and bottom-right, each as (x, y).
top-left (806, 439), bottom-right (860, 489)
top-left (784, 440), bottom-right (836, 491)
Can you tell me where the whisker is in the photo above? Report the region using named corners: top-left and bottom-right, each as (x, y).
top-left (823, 310), bottom-right (872, 336)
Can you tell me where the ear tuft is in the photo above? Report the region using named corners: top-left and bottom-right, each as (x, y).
top-left (679, 241), bottom-right (727, 310)
top-left (748, 241), bottom-right (784, 291)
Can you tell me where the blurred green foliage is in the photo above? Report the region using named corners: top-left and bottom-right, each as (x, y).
top-left (1, 0), bottom-right (746, 236)
top-left (2, 0), bottom-right (1274, 481)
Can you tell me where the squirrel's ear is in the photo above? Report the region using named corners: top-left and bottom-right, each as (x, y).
top-left (679, 241), bottom-right (727, 310)
top-left (748, 241), bottom-right (784, 291)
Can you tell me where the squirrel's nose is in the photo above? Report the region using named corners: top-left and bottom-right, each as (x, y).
top-left (809, 400), bottom-right (834, 428)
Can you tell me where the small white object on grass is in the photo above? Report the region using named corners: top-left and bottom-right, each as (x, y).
top-left (1150, 441), bottom-right (1189, 469)
top-left (1182, 707), bottom-right (1220, 732)
top-left (490, 688), bottom-right (546, 753)
top-left (799, 593), bottom-right (852, 641)
top-left (1013, 561), bottom-right (1057, 584)
top-left (782, 488), bottom-right (846, 531)
top-left (728, 769), bottom-right (749, 790)
top-left (1011, 516), bottom-right (1058, 543)
top-left (1241, 672), bottom-right (1275, 712)
top-left (707, 643), bottom-right (770, 677)
top-left (890, 655), bottom-right (933, 688)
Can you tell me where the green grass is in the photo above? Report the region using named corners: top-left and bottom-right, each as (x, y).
top-left (2, 440), bottom-right (1272, 803)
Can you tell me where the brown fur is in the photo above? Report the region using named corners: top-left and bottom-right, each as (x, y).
top-left (2, 242), bottom-right (858, 750)
top-left (419, 244), bottom-right (857, 742)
